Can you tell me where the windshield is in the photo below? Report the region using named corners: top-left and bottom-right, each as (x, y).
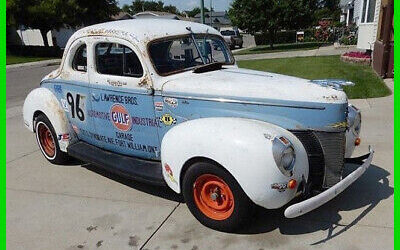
top-left (149, 34), bottom-right (234, 75)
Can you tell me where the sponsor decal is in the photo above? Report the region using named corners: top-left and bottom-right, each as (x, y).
top-left (116, 132), bottom-right (134, 141)
top-left (61, 98), bottom-right (69, 112)
top-left (54, 85), bottom-right (62, 94)
top-left (88, 109), bottom-right (160, 127)
top-left (101, 93), bottom-right (138, 105)
top-left (88, 110), bottom-right (109, 120)
top-left (154, 102), bottom-right (163, 111)
top-left (164, 97), bottom-right (178, 108)
top-left (57, 133), bottom-right (70, 141)
top-left (181, 100), bottom-right (189, 105)
top-left (164, 163), bottom-right (177, 184)
top-left (79, 128), bottom-right (158, 154)
top-left (271, 182), bottom-right (288, 192)
top-left (131, 117), bottom-right (161, 127)
top-left (159, 114), bottom-right (176, 126)
top-left (107, 79), bottom-right (127, 87)
top-left (92, 94), bottom-right (100, 102)
top-left (110, 104), bottom-right (132, 131)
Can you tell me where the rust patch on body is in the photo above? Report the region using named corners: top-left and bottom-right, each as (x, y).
top-left (322, 95), bottom-right (339, 101)
top-left (139, 74), bottom-right (152, 87)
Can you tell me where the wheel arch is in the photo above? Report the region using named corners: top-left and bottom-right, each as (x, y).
top-left (179, 156), bottom-right (227, 191)
top-left (161, 117), bottom-right (309, 209)
top-left (23, 87), bottom-right (70, 152)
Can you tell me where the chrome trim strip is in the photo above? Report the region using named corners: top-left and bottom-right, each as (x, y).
top-left (162, 94), bottom-right (326, 110)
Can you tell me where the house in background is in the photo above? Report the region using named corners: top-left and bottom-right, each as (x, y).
top-left (356, 0), bottom-right (382, 50)
top-left (372, 0), bottom-right (394, 78)
top-left (193, 11), bottom-right (232, 30)
top-left (132, 11), bottom-right (190, 21)
top-left (111, 11), bottom-right (132, 20)
top-left (339, 0), bottom-right (380, 50)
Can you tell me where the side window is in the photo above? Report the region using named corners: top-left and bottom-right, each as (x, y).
top-left (72, 44), bottom-right (87, 72)
top-left (95, 43), bottom-right (143, 77)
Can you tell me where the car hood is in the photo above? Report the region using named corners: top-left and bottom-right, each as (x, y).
top-left (161, 68), bottom-right (348, 107)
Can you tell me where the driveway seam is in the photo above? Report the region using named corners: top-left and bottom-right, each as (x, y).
top-left (7, 186), bottom-right (393, 230)
top-left (6, 149), bottom-right (40, 164)
top-left (6, 187), bottom-right (179, 206)
top-left (140, 203), bottom-right (180, 250)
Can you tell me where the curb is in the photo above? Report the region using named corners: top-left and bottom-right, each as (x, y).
top-left (6, 59), bottom-right (61, 70)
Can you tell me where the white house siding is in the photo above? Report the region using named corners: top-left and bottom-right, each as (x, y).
top-left (15, 27), bottom-right (75, 48)
top-left (356, 0), bottom-right (381, 50)
top-left (354, 0), bottom-right (362, 24)
top-left (16, 29), bottom-right (53, 46)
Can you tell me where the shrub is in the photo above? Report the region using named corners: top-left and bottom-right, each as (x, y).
top-left (6, 45), bottom-right (63, 57)
top-left (254, 29), bottom-right (318, 45)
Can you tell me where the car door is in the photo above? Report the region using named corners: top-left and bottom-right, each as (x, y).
top-left (49, 38), bottom-right (98, 146)
top-left (88, 37), bottom-right (160, 160)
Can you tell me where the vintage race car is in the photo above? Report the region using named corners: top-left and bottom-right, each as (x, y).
top-left (23, 19), bottom-right (373, 232)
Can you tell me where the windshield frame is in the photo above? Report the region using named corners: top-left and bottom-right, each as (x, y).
top-left (147, 33), bottom-right (235, 76)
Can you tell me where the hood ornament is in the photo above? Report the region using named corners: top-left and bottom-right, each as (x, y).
top-left (310, 79), bottom-right (355, 90)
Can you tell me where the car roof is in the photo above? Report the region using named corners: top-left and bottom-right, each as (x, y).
top-left (72, 19), bottom-right (221, 45)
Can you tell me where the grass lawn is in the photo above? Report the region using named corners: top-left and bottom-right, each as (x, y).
top-left (233, 42), bottom-right (330, 55)
top-left (238, 55), bottom-right (391, 99)
top-left (6, 55), bottom-right (58, 65)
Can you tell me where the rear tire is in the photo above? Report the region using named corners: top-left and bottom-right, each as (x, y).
top-left (35, 114), bottom-right (70, 164)
top-left (182, 161), bottom-right (254, 232)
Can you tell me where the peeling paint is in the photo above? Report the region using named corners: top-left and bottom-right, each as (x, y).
top-left (139, 74), bottom-right (152, 87)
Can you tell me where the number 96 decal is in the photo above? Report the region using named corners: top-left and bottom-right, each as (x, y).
top-left (66, 92), bottom-right (85, 121)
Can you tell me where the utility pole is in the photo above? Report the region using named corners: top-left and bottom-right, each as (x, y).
top-left (200, 0), bottom-right (205, 24)
top-left (210, 0), bottom-right (213, 27)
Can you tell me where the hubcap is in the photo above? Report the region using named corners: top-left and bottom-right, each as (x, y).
top-left (37, 123), bottom-right (55, 158)
top-left (193, 174), bottom-right (234, 220)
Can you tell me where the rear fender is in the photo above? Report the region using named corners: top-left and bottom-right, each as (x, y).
top-left (23, 88), bottom-right (70, 152)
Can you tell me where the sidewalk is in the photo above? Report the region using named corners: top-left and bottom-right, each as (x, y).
top-left (6, 59), bottom-right (61, 70)
top-left (234, 45), bottom-right (359, 61)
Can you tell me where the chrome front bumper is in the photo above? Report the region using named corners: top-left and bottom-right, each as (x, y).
top-left (284, 146), bottom-right (374, 218)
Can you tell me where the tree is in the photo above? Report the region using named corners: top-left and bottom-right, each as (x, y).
top-left (72, 0), bottom-right (119, 26)
top-left (229, 0), bottom-right (318, 48)
top-left (124, 0), bottom-right (180, 15)
top-left (314, 0), bottom-right (341, 23)
top-left (186, 7), bottom-right (210, 17)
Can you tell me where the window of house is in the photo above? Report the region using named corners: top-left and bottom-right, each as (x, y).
top-left (95, 43), bottom-right (143, 77)
top-left (72, 44), bottom-right (87, 72)
top-left (361, 0), bottom-right (376, 23)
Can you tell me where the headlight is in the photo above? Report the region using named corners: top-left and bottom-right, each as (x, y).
top-left (272, 136), bottom-right (295, 177)
top-left (347, 104), bottom-right (361, 136)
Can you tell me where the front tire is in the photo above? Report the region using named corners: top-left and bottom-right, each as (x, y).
top-left (35, 114), bottom-right (69, 164)
top-left (182, 162), bottom-right (254, 232)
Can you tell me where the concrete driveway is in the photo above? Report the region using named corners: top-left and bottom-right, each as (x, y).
top-left (6, 64), bottom-right (394, 250)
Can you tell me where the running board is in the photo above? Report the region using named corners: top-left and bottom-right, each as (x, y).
top-left (67, 141), bottom-right (166, 186)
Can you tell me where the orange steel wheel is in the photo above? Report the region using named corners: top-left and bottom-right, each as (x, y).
top-left (193, 174), bottom-right (235, 220)
top-left (37, 123), bottom-right (55, 158)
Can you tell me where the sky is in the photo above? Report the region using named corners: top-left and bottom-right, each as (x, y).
top-left (118, 0), bottom-right (234, 12)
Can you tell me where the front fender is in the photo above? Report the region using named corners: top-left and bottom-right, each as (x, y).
top-left (23, 88), bottom-right (70, 151)
top-left (161, 117), bottom-right (309, 209)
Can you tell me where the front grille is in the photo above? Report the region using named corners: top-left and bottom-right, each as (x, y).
top-left (292, 131), bottom-right (325, 190)
top-left (315, 132), bottom-right (346, 188)
top-left (292, 131), bottom-right (346, 190)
